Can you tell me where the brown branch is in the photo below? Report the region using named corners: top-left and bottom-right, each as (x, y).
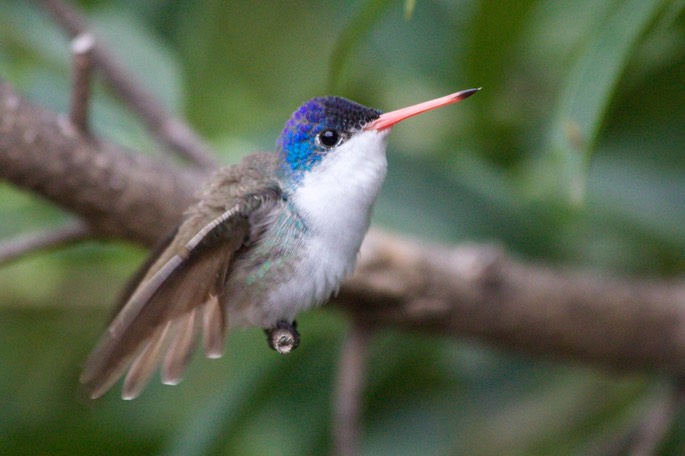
top-left (0, 81), bottom-right (202, 245)
top-left (0, 221), bottom-right (91, 266)
top-left (332, 320), bottom-right (373, 456)
top-left (37, 0), bottom-right (217, 169)
top-left (2, 80), bottom-right (685, 376)
top-left (69, 33), bottom-right (94, 133)
top-left (338, 232), bottom-right (685, 375)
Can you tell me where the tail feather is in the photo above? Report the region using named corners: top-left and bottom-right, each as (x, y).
top-left (80, 248), bottom-right (235, 398)
top-left (122, 322), bottom-right (171, 400)
top-left (161, 308), bottom-right (201, 385)
top-left (79, 177), bottom-right (283, 399)
top-left (203, 295), bottom-right (227, 359)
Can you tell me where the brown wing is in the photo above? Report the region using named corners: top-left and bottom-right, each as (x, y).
top-left (81, 155), bottom-right (282, 399)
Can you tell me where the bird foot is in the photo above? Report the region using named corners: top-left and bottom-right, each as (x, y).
top-left (265, 320), bottom-right (300, 354)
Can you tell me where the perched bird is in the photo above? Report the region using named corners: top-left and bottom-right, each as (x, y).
top-left (81, 88), bottom-right (479, 399)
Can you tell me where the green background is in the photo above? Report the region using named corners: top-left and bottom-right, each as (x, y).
top-left (1, 0), bottom-right (684, 454)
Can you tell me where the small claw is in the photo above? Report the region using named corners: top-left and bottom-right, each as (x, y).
top-left (265, 320), bottom-right (300, 354)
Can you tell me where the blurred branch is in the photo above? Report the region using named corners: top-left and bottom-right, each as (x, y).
top-left (37, 0), bottom-right (217, 169)
top-left (333, 320), bottom-right (373, 456)
top-left (0, 221), bottom-right (91, 266)
top-left (69, 33), bottom-right (94, 134)
top-left (626, 381), bottom-right (685, 456)
top-left (2, 79), bottom-right (685, 375)
top-left (339, 232), bottom-right (685, 375)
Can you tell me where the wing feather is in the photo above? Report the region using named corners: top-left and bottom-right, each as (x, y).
top-left (81, 180), bottom-right (282, 399)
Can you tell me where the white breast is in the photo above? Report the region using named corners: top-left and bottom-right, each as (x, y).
top-left (294, 129), bottom-right (390, 262)
top-left (252, 130), bottom-right (390, 326)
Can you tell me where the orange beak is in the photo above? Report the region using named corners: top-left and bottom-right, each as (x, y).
top-left (364, 88), bottom-right (480, 131)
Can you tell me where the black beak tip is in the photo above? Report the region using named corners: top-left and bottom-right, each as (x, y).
top-left (458, 87), bottom-right (482, 100)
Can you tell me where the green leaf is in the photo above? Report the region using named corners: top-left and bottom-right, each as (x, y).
top-left (535, 0), bottom-right (669, 205)
top-left (327, 0), bottom-right (395, 93)
top-left (404, 0), bottom-right (417, 20)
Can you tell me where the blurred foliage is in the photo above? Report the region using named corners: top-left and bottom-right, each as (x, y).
top-left (0, 0), bottom-right (684, 454)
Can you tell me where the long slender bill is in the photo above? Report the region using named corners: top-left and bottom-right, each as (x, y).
top-left (364, 88), bottom-right (480, 131)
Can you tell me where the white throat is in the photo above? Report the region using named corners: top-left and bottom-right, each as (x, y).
top-left (290, 129), bottom-right (389, 295)
top-left (294, 129), bottom-right (389, 244)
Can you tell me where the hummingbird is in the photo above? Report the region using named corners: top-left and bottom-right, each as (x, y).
top-left (80, 88), bottom-right (479, 399)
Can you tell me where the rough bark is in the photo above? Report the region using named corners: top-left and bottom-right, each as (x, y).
top-left (343, 232), bottom-right (685, 374)
top-left (0, 81), bottom-right (201, 245)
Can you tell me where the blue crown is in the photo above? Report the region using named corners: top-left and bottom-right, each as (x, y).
top-left (277, 97), bottom-right (381, 178)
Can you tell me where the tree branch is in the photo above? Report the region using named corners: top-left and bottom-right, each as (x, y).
top-left (626, 381), bottom-right (685, 456)
top-left (69, 33), bottom-right (94, 134)
top-left (0, 81), bottom-right (201, 245)
top-left (37, 0), bottom-right (217, 169)
top-left (333, 320), bottom-right (373, 456)
top-left (0, 220), bottom-right (91, 266)
top-left (338, 232), bottom-right (685, 374)
top-left (2, 80), bottom-right (685, 376)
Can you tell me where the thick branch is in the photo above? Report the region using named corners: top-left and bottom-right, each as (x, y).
top-left (339, 232), bottom-right (685, 374)
top-left (38, 0), bottom-right (217, 169)
top-left (0, 81), bottom-right (201, 245)
top-left (2, 81), bottom-right (685, 375)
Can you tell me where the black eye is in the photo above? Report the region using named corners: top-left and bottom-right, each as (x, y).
top-left (318, 129), bottom-right (341, 148)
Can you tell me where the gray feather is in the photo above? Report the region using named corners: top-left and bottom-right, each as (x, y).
top-left (161, 308), bottom-right (200, 386)
top-left (81, 153), bottom-right (282, 399)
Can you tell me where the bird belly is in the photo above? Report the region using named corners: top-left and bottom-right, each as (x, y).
top-left (223, 205), bottom-right (366, 329)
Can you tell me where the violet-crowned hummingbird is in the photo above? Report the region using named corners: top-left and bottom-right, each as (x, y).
top-left (80, 88), bottom-right (479, 399)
